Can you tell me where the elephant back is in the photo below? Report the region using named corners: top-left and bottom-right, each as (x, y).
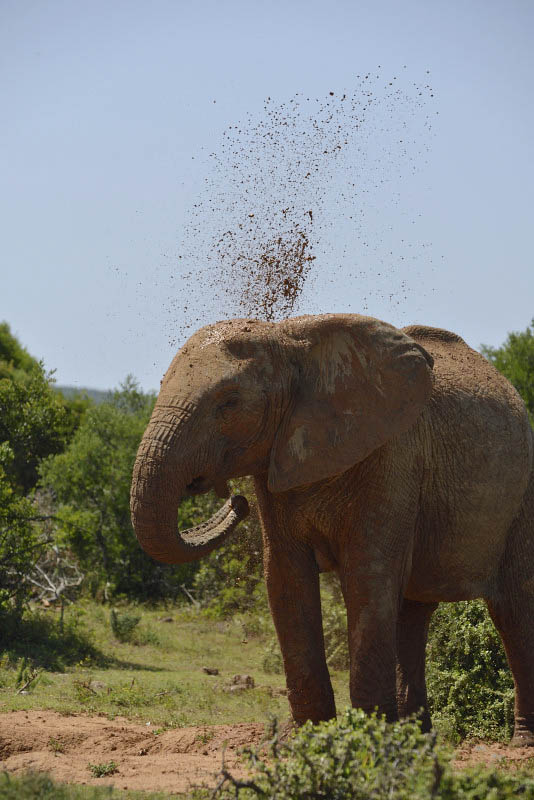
top-left (403, 323), bottom-right (532, 478)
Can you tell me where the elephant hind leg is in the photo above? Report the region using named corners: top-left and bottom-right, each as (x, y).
top-left (396, 599), bottom-right (437, 732)
top-left (486, 594), bottom-right (534, 746)
top-left (487, 477), bottom-right (534, 746)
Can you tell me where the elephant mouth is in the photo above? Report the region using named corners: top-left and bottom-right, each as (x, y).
top-left (186, 475), bottom-right (231, 499)
top-left (186, 475), bottom-right (211, 494)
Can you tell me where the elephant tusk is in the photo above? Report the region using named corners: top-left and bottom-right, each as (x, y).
top-left (180, 494), bottom-right (250, 547)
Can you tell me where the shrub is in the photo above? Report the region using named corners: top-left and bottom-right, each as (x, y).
top-left (110, 608), bottom-right (141, 642)
top-left (0, 324), bottom-right (92, 622)
top-left (215, 710), bottom-right (534, 800)
top-left (320, 573), bottom-right (349, 670)
top-left (216, 710), bottom-right (443, 799)
top-left (0, 350), bottom-right (69, 493)
top-left (88, 760), bottom-right (118, 778)
top-left (426, 600), bottom-right (514, 742)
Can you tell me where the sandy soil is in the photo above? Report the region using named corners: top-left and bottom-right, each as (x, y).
top-left (0, 711), bottom-right (266, 794)
top-left (453, 738), bottom-right (534, 769)
top-left (1, 711), bottom-right (533, 795)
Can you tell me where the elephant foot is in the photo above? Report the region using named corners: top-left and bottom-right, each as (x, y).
top-left (510, 728), bottom-right (534, 747)
top-left (287, 689), bottom-right (336, 727)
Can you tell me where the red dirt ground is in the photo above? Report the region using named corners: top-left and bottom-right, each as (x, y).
top-left (1, 711), bottom-right (533, 795)
top-left (0, 711), bottom-right (266, 794)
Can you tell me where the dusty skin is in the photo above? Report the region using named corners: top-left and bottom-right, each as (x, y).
top-left (0, 710), bottom-right (266, 794)
top-left (1, 711), bottom-right (534, 794)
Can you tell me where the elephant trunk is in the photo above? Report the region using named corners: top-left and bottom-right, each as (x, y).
top-left (130, 406), bottom-right (249, 564)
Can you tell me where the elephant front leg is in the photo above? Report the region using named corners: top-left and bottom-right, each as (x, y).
top-left (341, 568), bottom-right (402, 722)
top-left (264, 537), bottom-right (336, 725)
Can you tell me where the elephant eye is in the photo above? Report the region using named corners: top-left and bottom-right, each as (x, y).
top-left (217, 394), bottom-right (240, 417)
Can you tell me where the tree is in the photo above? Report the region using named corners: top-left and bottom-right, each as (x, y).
top-left (0, 444), bottom-right (44, 614)
top-left (481, 318), bottom-right (534, 423)
top-left (0, 364), bottom-right (69, 493)
top-left (0, 321), bottom-right (87, 493)
top-left (0, 324), bottom-right (82, 616)
top-left (40, 377), bottom-right (213, 600)
top-left (0, 322), bottom-right (38, 378)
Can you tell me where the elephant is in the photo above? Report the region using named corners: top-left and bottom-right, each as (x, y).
top-left (130, 313), bottom-right (534, 744)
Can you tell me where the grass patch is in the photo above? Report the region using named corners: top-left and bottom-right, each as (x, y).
top-left (0, 601), bottom-right (298, 728)
top-left (0, 770), bottom-right (193, 799)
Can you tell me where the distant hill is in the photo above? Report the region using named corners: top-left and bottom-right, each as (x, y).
top-left (55, 385), bottom-right (111, 404)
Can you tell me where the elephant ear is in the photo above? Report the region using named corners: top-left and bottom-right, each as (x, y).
top-left (268, 314), bottom-right (434, 493)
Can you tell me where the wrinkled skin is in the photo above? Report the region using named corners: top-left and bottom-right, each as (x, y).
top-left (130, 314), bottom-right (534, 744)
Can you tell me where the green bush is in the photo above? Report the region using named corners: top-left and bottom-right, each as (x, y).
top-left (426, 601), bottom-right (514, 742)
top-left (215, 709), bottom-right (534, 799)
top-left (110, 608), bottom-right (141, 642)
top-left (216, 710), bottom-right (444, 799)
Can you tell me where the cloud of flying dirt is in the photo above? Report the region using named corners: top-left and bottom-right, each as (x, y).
top-left (164, 68), bottom-right (436, 345)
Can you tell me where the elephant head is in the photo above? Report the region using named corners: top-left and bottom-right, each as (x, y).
top-left (130, 314), bottom-right (434, 563)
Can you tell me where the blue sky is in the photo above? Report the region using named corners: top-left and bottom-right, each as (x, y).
top-left (1, 0), bottom-right (533, 390)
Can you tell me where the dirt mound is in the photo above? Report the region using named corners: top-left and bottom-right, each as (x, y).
top-left (0, 711), bottom-right (266, 794)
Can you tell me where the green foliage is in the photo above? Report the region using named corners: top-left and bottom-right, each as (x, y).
top-left (0, 321), bottom-right (38, 377)
top-left (426, 601), bottom-right (515, 742)
top-left (56, 388), bottom-right (95, 443)
top-left (482, 318), bottom-right (534, 423)
top-left (216, 710), bottom-right (534, 799)
top-left (0, 358), bottom-right (68, 494)
top-left (193, 483), bottom-right (265, 617)
top-left (0, 444), bottom-right (43, 612)
top-left (110, 608), bottom-right (141, 642)
top-left (0, 605), bottom-right (101, 670)
top-left (40, 375), bottom-right (230, 600)
top-left (320, 573), bottom-right (349, 670)
top-left (216, 711), bottom-right (440, 799)
top-left (88, 761), bottom-right (119, 778)
top-left (40, 378), bottom-right (166, 599)
top-left (0, 324), bottom-right (95, 618)
top-left (0, 772), bottom-right (94, 799)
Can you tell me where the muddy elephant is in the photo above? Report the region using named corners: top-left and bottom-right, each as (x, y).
top-left (130, 314), bottom-right (534, 744)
